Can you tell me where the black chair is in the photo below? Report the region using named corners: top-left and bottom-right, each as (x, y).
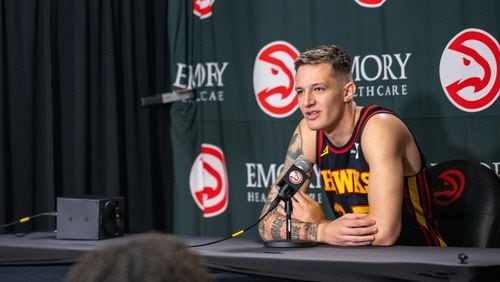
top-left (428, 159), bottom-right (500, 248)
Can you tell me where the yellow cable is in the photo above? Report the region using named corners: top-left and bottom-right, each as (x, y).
top-left (19, 217), bottom-right (30, 223)
top-left (231, 230), bottom-right (244, 237)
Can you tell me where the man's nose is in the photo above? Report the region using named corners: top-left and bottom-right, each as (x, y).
top-left (301, 91), bottom-right (314, 106)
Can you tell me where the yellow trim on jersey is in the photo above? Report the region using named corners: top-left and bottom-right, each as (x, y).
top-left (409, 172), bottom-right (447, 247)
top-left (352, 206), bottom-right (369, 214)
top-left (408, 176), bottom-right (428, 229)
top-left (438, 237), bottom-right (447, 247)
top-left (321, 145), bottom-right (328, 157)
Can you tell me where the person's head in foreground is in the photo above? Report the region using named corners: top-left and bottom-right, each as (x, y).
top-left (64, 232), bottom-right (213, 282)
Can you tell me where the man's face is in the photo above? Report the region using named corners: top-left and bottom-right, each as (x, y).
top-left (295, 63), bottom-right (346, 132)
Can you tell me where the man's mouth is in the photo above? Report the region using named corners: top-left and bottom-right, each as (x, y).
top-left (304, 110), bottom-right (319, 120)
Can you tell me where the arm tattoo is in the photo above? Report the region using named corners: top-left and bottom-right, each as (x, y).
top-left (291, 223), bottom-right (319, 241)
top-left (261, 185), bottom-right (278, 220)
top-left (270, 218), bottom-right (285, 240)
top-left (307, 224), bottom-right (318, 240)
top-left (286, 126), bottom-right (304, 161)
top-left (260, 124), bottom-right (309, 240)
top-left (292, 225), bottom-right (301, 239)
top-left (258, 186), bottom-right (278, 238)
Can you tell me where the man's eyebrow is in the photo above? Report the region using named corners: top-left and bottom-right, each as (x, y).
top-left (312, 82), bottom-right (326, 87)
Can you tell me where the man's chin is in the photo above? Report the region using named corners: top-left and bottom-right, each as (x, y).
top-left (305, 121), bottom-right (322, 131)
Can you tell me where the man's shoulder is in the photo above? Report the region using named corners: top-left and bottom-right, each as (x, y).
top-left (361, 113), bottom-right (412, 147)
top-left (364, 111), bottom-right (405, 130)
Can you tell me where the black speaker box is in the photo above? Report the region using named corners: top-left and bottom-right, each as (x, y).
top-left (56, 196), bottom-right (125, 240)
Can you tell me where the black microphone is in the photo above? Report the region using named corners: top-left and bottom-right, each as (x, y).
top-left (263, 159), bottom-right (316, 248)
top-left (270, 159), bottom-right (312, 211)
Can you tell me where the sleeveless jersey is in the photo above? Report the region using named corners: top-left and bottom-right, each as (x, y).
top-left (316, 104), bottom-right (446, 246)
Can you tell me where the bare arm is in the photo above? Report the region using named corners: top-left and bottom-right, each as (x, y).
top-left (361, 113), bottom-right (420, 245)
top-left (258, 120), bottom-right (318, 241)
top-left (259, 119), bottom-right (377, 246)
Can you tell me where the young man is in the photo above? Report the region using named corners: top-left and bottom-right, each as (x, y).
top-left (258, 45), bottom-right (446, 247)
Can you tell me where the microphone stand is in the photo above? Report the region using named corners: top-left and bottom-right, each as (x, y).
top-left (263, 196), bottom-right (317, 248)
top-left (286, 199), bottom-right (292, 240)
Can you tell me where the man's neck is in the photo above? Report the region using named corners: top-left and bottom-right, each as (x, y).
top-left (324, 102), bottom-right (360, 147)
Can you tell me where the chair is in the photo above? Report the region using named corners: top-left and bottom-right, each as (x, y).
top-left (428, 159), bottom-right (500, 248)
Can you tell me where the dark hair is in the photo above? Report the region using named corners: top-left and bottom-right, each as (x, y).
top-left (64, 232), bottom-right (213, 282)
top-left (294, 44), bottom-right (352, 79)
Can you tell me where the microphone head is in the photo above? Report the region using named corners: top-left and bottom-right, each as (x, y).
top-left (276, 159), bottom-right (312, 201)
top-left (294, 159), bottom-right (312, 172)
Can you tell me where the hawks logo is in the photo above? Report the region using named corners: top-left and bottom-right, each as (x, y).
top-left (288, 170), bottom-right (303, 185)
top-left (439, 28), bottom-right (500, 112)
top-left (354, 0), bottom-right (386, 8)
top-left (253, 41), bottom-right (300, 118)
top-left (193, 0), bottom-right (215, 19)
top-left (433, 169), bottom-right (465, 206)
top-left (189, 144), bottom-right (228, 217)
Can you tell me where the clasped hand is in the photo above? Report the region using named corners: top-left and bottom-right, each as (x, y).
top-left (277, 191), bottom-right (377, 246)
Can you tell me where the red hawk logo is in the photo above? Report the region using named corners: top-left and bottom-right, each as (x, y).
top-left (433, 169), bottom-right (465, 206)
top-left (288, 170), bottom-right (304, 185)
top-left (189, 144), bottom-right (228, 217)
top-left (253, 41), bottom-right (300, 118)
top-left (439, 28), bottom-right (500, 112)
top-left (193, 0), bottom-right (215, 19)
top-left (354, 0), bottom-right (386, 8)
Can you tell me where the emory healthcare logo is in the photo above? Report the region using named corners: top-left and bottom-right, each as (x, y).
top-left (354, 0), bottom-right (386, 8)
top-left (193, 0), bottom-right (215, 19)
top-left (439, 28), bottom-right (500, 112)
top-left (433, 169), bottom-right (465, 206)
top-left (253, 41), bottom-right (300, 118)
top-left (189, 144), bottom-right (228, 217)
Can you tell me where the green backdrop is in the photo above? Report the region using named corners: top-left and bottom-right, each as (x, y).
top-left (167, 0), bottom-right (500, 239)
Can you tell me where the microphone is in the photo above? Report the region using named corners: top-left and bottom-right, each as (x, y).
top-left (270, 159), bottom-right (312, 211)
top-left (141, 88), bottom-right (194, 107)
top-left (263, 159), bottom-right (316, 248)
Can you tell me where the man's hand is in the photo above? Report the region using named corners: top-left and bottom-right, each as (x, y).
top-left (277, 191), bottom-right (326, 224)
top-left (318, 213), bottom-right (377, 246)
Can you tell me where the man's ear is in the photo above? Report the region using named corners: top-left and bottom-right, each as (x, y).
top-left (343, 81), bottom-right (356, 102)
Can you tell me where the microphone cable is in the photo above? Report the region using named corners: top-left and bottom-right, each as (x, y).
top-left (0, 211), bottom-right (58, 233)
top-left (188, 160), bottom-right (312, 248)
top-left (187, 200), bottom-right (280, 248)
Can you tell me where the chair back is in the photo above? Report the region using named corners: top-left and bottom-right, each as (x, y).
top-left (428, 159), bottom-right (500, 247)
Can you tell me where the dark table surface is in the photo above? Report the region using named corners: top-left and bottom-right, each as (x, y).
top-left (1, 232), bottom-right (500, 281)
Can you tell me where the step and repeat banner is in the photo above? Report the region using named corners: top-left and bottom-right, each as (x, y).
top-left (166, 0), bottom-right (499, 238)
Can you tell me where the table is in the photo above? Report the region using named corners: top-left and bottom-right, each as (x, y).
top-left (1, 232), bottom-right (499, 281)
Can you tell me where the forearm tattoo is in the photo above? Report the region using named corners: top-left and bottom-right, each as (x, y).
top-left (291, 223), bottom-right (318, 240)
top-left (292, 225), bottom-right (301, 239)
top-left (260, 124), bottom-right (311, 240)
top-left (306, 224), bottom-right (318, 240)
top-left (259, 188), bottom-right (276, 237)
top-left (270, 217), bottom-right (285, 240)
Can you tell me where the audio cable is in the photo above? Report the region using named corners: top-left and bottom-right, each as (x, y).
top-left (0, 206), bottom-right (278, 247)
top-left (187, 200), bottom-right (280, 248)
top-left (0, 211), bottom-right (58, 229)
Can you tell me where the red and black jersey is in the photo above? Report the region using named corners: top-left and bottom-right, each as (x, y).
top-left (316, 104), bottom-right (446, 246)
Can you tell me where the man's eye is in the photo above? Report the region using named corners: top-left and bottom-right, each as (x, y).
top-left (296, 90), bottom-right (303, 95)
top-left (314, 87), bottom-right (324, 92)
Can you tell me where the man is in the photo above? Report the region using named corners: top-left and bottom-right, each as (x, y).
top-left (258, 45), bottom-right (445, 247)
